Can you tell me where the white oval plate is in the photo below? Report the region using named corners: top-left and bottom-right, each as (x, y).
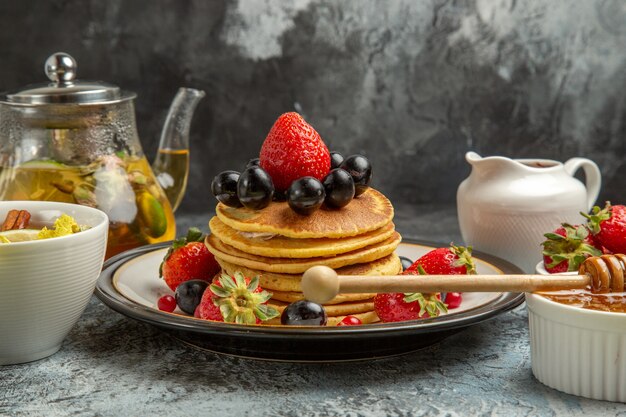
top-left (96, 239), bottom-right (524, 361)
top-left (114, 243), bottom-right (505, 316)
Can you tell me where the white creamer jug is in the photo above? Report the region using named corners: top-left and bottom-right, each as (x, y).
top-left (457, 152), bottom-right (601, 273)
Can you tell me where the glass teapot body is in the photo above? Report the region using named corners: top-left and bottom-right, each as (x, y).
top-left (0, 100), bottom-right (175, 258)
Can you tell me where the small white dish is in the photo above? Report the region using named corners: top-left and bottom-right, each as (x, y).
top-left (526, 292), bottom-right (626, 402)
top-left (0, 201), bottom-right (108, 365)
top-left (530, 260), bottom-right (626, 401)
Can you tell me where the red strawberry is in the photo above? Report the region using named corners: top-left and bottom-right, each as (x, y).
top-left (444, 292), bottom-right (463, 309)
top-left (259, 112), bottom-right (331, 192)
top-left (374, 263), bottom-right (448, 323)
top-left (374, 288), bottom-right (446, 322)
top-left (196, 272), bottom-right (279, 324)
top-left (541, 223), bottom-right (602, 273)
top-left (584, 202), bottom-right (626, 254)
top-left (375, 245), bottom-right (475, 322)
top-left (195, 284), bottom-right (224, 321)
top-left (406, 244), bottom-right (476, 275)
top-left (159, 228), bottom-right (221, 291)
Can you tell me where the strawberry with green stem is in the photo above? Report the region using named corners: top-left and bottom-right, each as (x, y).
top-left (583, 202), bottom-right (626, 255)
top-left (196, 272), bottom-right (279, 324)
top-left (374, 244), bottom-right (476, 322)
top-left (541, 223), bottom-right (602, 273)
top-left (159, 227), bottom-right (221, 291)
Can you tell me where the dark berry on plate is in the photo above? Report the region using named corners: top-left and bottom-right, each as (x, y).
top-left (211, 171), bottom-right (242, 207)
top-left (340, 155), bottom-right (372, 197)
top-left (281, 300), bottom-right (328, 325)
top-left (399, 256), bottom-right (413, 271)
top-left (287, 177), bottom-right (326, 215)
top-left (175, 279), bottom-right (210, 315)
top-left (246, 158), bottom-right (260, 168)
top-left (322, 168), bottom-right (355, 208)
top-left (337, 315), bottom-right (362, 326)
top-left (330, 151), bottom-right (344, 169)
top-left (237, 166), bottom-right (274, 210)
top-left (157, 295), bottom-right (177, 313)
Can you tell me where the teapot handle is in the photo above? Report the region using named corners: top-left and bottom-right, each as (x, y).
top-left (563, 158), bottom-right (602, 211)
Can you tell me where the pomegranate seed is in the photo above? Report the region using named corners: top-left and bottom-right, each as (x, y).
top-left (337, 315), bottom-right (362, 326)
top-left (158, 295), bottom-right (177, 312)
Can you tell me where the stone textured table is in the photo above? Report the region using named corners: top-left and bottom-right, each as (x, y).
top-left (2, 205), bottom-right (625, 416)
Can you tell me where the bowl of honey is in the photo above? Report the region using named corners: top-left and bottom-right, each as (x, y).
top-left (526, 286), bottom-right (626, 402)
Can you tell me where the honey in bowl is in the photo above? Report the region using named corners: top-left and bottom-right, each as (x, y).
top-left (538, 289), bottom-right (626, 313)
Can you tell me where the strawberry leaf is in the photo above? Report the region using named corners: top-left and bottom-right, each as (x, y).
top-left (247, 276), bottom-right (260, 292)
top-left (233, 271), bottom-right (246, 287)
top-left (543, 232), bottom-right (566, 241)
top-left (219, 303), bottom-right (235, 322)
top-left (210, 283), bottom-right (231, 298)
top-left (219, 274), bottom-right (237, 290)
top-left (450, 244), bottom-right (477, 275)
top-left (582, 202), bottom-right (611, 235)
top-left (255, 304), bottom-right (280, 321)
top-left (254, 290), bottom-right (273, 304)
top-left (186, 227), bottom-right (204, 243)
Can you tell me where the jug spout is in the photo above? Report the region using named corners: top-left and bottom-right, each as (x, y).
top-left (152, 88), bottom-right (205, 211)
top-left (464, 151), bottom-right (521, 177)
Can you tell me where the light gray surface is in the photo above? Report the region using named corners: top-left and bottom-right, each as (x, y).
top-left (2, 207), bottom-right (626, 417)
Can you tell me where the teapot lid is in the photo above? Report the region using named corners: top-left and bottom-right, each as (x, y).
top-left (0, 52), bottom-right (136, 105)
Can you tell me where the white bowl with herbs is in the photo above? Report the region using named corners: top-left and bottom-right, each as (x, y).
top-left (0, 201), bottom-right (108, 365)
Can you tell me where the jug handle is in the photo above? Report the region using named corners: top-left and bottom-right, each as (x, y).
top-left (563, 158), bottom-right (602, 211)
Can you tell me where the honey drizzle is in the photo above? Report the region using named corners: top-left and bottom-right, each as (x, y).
top-left (538, 290), bottom-right (626, 313)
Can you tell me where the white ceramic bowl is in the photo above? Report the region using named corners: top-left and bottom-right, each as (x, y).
top-left (0, 201), bottom-right (108, 365)
top-left (526, 292), bottom-right (626, 402)
top-left (529, 261), bottom-right (626, 401)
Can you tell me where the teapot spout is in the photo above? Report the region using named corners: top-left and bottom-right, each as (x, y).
top-left (152, 88), bottom-right (205, 211)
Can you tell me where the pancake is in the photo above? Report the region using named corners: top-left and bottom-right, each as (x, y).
top-left (206, 232), bottom-right (401, 274)
top-left (216, 188), bottom-right (393, 239)
top-left (209, 216), bottom-right (396, 258)
top-left (269, 290), bottom-right (374, 304)
top-left (268, 299), bottom-right (375, 316)
top-left (216, 253), bottom-right (402, 292)
top-left (265, 309), bottom-right (380, 326)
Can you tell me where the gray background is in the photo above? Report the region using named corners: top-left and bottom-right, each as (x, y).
top-left (0, 0), bottom-right (624, 214)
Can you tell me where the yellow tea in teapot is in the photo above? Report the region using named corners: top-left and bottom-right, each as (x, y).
top-left (152, 148), bottom-right (190, 212)
top-left (0, 154), bottom-right (175, 258)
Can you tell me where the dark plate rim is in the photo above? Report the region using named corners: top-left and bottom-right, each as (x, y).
top-left (95, 238), bottom-right (525, 338)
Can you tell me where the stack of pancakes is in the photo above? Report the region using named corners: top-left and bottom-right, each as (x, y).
top-left (205, 188), bottom-right (401, 325)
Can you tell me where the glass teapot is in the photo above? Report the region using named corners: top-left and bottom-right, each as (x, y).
top-left (0, 52), bottom-right (205, 258)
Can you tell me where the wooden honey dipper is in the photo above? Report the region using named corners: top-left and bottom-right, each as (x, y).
top-left (301, 254), bottom-right (626, 304)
